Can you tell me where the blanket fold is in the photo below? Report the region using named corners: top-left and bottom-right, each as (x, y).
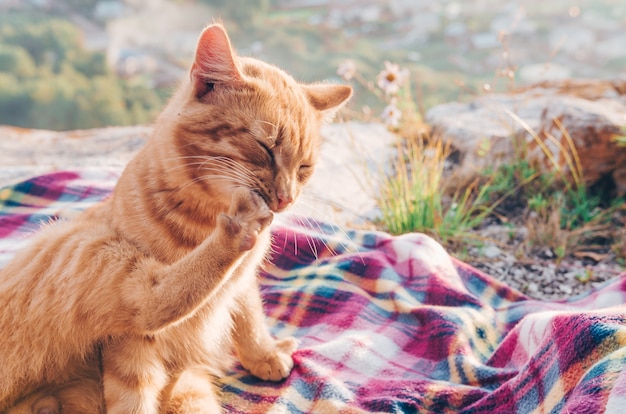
top-left (1, 171), bottom-right (625, 414)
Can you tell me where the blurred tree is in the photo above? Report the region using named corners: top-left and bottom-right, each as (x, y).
top-left (0, 73), bottom-right (31, 124)
top-left (123, 80), bottom-right (164, 124)
top-left (0, 19), bottom-right (82, 71)
top-left (73, 52), bottom-right (110, 77)
top-left (27, 74), bottom-right (82, 130)
top-left (78, 76), bottom-right (130, 128)
top-left (0, 45), bottom-right (36, 78)
top-left (0, 13), bottom-right (165, 130)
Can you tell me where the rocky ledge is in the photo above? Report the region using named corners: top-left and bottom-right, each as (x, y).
top-left (427, 78), bottom-right (626, 192)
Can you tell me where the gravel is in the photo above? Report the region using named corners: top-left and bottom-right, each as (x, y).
top-left (462, 224), bottom-right (624, 301)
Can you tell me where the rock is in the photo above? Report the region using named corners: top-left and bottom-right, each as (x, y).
top-left (480, 244), bottom-right (502, 259)
top-left (527, 281), bottom-right (539, 294)
top-left (518, 63), bottom-right (572, 84)
top-left (521, 79), bottom-right (626, 100)
top-left (426, 79), bottom-right (626, 193)
top-left (549, 26), bottom-right (595, 56)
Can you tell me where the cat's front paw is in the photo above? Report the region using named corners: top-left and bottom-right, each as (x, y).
top-left (240, 337), bottom-right (297, 381)
top-left (218, 188), bottom-right (273, 252)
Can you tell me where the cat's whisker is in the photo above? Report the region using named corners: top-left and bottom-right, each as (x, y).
top-left (182, 156), bottom-right (246, 172)
top-left (298, 214), bottom-right (337, 252)
top-left (162, 156), bottom-right (258, 192)
top-left (196, 166), bottom-right (255, 186)
top-left (161, 159), bottom-right (208, 174)
top-left (291, 198), bottom-right (364, 264)
top-left (291, 216), bottom-right (321, 261)
top-left (258, 120), bottom-right (279, 144)
top-left (177, 176), bottom-right (211, 192)
top-left (197, 174), bottom-right (252, 188)
top-left (196, 158), bottom-right (258, 183)
top-left (266, 240), bottom-right (278, 257)
top-left (186, 169), bottom-right (251, 186)
top-left (289, 215), bottom-right (320, 259)
top-left (289, 215), bottom-right (323, 254)
top-left (162, 157), bottom-right (231, 174)
top-left (161, 145), bottom-right (220, 164)
top-left (280, 225), bottom-right (289, 256)
top-left (162, 161), bottom-right (238, 176)
top-left (287, 210), bottom-right (331, 257)
top-left (177, 173), bottom-right (249, 193)
top-left (258, 119), bottom-right (278, 129)
top-left (164, 155), bottom-right (255, 179)
top-left (290, 199), bottom-right (347, 242)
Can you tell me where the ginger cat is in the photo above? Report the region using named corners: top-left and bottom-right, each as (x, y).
top-left (0, 23), bottom-right (351, 414)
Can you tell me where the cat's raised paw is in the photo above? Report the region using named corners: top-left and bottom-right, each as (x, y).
top-left (218, 188), bottom-right (273, 252)
top-left (241, 336), bottom-right (297, 381)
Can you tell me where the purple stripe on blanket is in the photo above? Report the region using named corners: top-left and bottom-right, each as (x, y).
top-left (0, 171), bottom-right (116, 238)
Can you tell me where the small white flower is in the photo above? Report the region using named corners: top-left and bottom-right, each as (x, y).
top-left (376, 61), bottom-right (409, 95)
top-left (381, 103), bottom-right (401, 128)
top-left (337, 60), bottom-right (357, 81)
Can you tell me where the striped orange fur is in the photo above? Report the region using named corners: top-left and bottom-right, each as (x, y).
top-left (0, 23), bottom-right (351, 414)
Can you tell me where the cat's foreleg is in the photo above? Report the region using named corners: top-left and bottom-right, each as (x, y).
top-left (232, 283), bottom-right (297, 381)
top-left (103, 189), bottom-right (272, 413)
top-left (123, 188), bottom-right (273, 335)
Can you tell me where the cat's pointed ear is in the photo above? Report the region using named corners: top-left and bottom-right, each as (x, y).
top-left (303, 84), bottom-right (353, 120)
top-left (191, 24), bottom-right (242, 97)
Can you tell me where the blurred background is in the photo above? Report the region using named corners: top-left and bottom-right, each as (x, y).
top-left (0, 0), bottom-right (624, 131)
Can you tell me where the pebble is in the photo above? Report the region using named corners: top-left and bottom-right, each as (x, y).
top-left (481, 245), bottom-right (502, 259)
top-left (559, 285), bottom-right (573, 295)
top-left (543, 248), bottom-right (554, 258)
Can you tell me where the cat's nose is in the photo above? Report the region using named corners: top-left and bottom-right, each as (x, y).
top-left (276, 191), bottom-right (293, 210)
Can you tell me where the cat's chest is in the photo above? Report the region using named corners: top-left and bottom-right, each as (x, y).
top-left (156, 236), bottom-right (268, 360)
top-left (156, 269), bottom-right (250, 365)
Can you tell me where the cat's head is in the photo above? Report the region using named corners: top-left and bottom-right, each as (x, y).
top-left (169, 23), bottom-right (352, 213)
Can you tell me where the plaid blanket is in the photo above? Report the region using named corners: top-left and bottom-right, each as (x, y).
top-left (1, 171), bottom-right (626, 414)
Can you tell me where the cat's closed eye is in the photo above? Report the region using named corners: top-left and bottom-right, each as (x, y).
top-left (257, 141), bottom-right (275, 163)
